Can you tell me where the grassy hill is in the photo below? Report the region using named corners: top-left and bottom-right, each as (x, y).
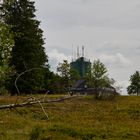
top-left (0, 95), bottom-right (140, 140)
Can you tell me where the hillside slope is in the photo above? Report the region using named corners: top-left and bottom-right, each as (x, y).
top-left (0, 95), bottom-right (140, 140)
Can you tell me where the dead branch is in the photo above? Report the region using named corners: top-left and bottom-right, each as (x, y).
top-left (15, 68), bottom-right (42, 95)
top-left (33, 96), bottom-right (49, 119)
top-left (0, 95), bottom-right (81, 110)
top-left (14, 67), bottom-right (43, 104)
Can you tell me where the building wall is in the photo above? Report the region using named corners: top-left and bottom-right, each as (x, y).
top-left (70, 57), bottom-right (91, 78)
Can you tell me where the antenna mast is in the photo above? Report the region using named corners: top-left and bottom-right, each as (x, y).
top-left (82, 45), bottom-right (84, 57)
top-left (77, 46), bottom-right (79, 58)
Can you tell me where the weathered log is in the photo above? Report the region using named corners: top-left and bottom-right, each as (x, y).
top-left (0, 95), bottom-right (80, 110)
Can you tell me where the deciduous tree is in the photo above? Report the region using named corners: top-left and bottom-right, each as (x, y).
top-left (87, 59), bottom-right (110, 88)
top-left (0, 22), bottom-right (14, 94)
top-left (57, 60), bottom-right (80, 92)
top-left (127, 71), bottom-right (140, 96)
top-left (86, 59), bottom-right (114, 99)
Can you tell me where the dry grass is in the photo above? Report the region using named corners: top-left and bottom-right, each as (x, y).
top-left (0, 95), bottom-right (140, 140)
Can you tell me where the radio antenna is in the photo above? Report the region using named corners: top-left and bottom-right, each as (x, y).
top-left (82, 45), bottom-right (84, 57)
top-left (77, 46), bottom-right (79, 58)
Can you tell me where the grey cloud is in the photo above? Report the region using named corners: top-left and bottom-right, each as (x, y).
top-left (36, 0), bottom-right (140, 31)
top-left (98, 53), bottom-right (132, 68)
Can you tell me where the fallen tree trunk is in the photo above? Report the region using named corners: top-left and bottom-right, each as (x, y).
top-left (0, 95), bottom-right (80, 110)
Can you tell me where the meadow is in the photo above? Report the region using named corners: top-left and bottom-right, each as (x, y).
top-left (0, 95), bottom-right (140, 140)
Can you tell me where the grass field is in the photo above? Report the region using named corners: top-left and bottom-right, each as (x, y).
top-left (0, 95), bottom-right (140, 140)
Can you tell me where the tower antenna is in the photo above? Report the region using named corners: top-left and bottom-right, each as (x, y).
top-left (82, 45), bottom-right (84, 57)
top-left (77, 46), bottom-right (79, 58)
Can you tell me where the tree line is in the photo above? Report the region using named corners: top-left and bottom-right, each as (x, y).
top-left (0, 0), bottom-right (49, 95)
top-left (0, 0), bottom-right (139, 96)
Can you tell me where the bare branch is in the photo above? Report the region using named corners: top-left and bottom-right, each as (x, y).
top-left (14, 67), bottom-right (43, 103)
top-left (36, 98), bottom-right (49, 119)
top-left (15, 68), bottom-right (42, 95)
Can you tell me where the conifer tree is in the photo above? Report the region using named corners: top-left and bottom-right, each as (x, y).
top-left (1, 0), bottom-right (49, 94)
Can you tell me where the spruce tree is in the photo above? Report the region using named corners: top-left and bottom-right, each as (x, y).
top-left (1, 0), bottom-right (49, 94)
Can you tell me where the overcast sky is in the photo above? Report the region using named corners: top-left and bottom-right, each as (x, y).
top-left (35, 0), bottom-right (140, 94)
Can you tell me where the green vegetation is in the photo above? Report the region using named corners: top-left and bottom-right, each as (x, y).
top-left (86, 59), bottom-right (115, 98)
top-left (0, 95), bottom-right (140, 140)
top-left (0, 22), bottom-right (14, 94)
top-left (1, 0), bottom-right (49, 94)
top-left (127, 71), bottom-right (140, 96)
top-left (57, 60), bottom-right (80, 89)
top-left (86, 59), bottom-right (112, 88)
